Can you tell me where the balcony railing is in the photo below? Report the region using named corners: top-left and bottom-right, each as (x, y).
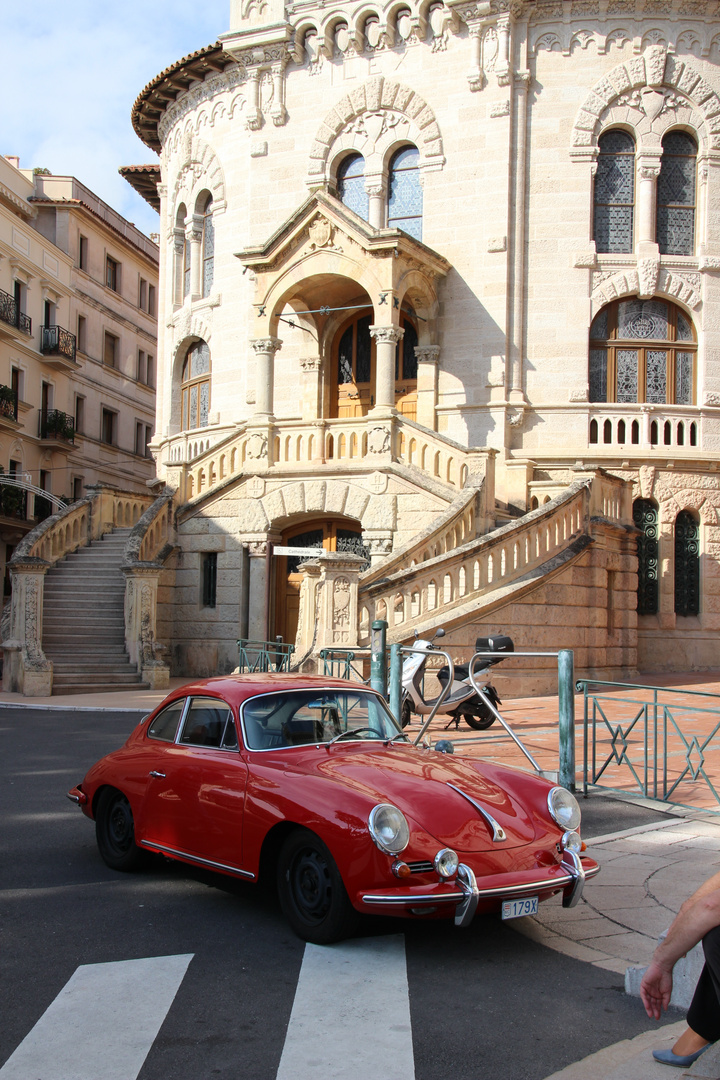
top-left (41, 325), bottom-right (76, 362)
top-left (39, 409), bottom-right (75, 444)
top-left (0, 288), bottom-right (31, 335)
top-left (0, 384), bottom-right (18, 422)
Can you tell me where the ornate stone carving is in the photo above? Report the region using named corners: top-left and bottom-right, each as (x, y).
top-left (308, 217), bottom-right (334, 249)
top-left (704, 393), bottom-right (720, 407)
top-left (367, 426), bottom-right (391, 454)
top-left (159, 67), bottom-right (248, 147)
top-left (700, 257), bottom-right (720, 272)
top-left (246, 475), bottom-right (265, 497)
top-left (637, 258), bottom-right (660, 299)
top-left (245, 432), bottom-right (268, 460)
top-left (490, 100), bottom-right (510, 118)
top-left (415, 345), bottom-right (441, 364)
top-left (639, 465), bottom-right (656, 500)
top-left (250, 337), bottom-right (282, 356)
top-left (369, 326), bottom-right (403, 346)
top-left (332, 576), bottom-right (351, 631)
top-left (568, 387), bottom-right (589, 402)
top-left (300, 357), bottom-right (322, 372)
top-left (574, 251), bottom-right (598, 268)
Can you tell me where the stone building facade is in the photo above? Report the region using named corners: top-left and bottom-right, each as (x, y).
top-left (116, 0), bottom-right (720, 689)
top-left (0, 157), bottom-right (158, 596)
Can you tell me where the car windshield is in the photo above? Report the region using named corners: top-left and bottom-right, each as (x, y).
top-left (241, 689), bottom-right (401, 750)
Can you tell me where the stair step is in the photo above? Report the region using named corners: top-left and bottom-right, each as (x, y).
top-left (52, 671), bottom-right (146, 686)
top-left (51, 682), bottom-right (150, 695)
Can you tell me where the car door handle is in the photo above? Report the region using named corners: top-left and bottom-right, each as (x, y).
top-left (149, 770), bottom-right (166, 779)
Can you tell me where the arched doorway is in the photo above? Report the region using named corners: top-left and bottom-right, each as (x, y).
top-left (274, 518), bottom-right (370, 644)
top-left (330, 310), bottom-right (418, 418)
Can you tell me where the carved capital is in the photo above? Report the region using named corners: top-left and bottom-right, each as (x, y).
top-left (415, 345), bottom-right (441, 364)
top-left (370, 326), bottom-right (404, 346)
top-left (250, 337), bottom-right (282, 356)
top-left (638, 163), bottom-right (662, 182)
top-left (300, 356), bottom-right (322, 372)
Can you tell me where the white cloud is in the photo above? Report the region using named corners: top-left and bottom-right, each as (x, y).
top-left (0, 0), bottom-right (229, 235)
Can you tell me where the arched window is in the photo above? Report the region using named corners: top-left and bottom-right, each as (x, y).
top-left (589, 298), bottom-right (695, 405)
top-left (181, 340), bottom-right (211, 430)
top-left (593, 130), bottom-right (635, 254)
top-left (387, 146), bottom-right (422, 240)
top-left (175, 204), bottom-right (189, 303)
top-left (337, 154), bottom-right (368, 221)
top-left (675, 510), bottom-right (700, 616)
top-left (200, 194), bottom-right (214, 298)
top-left (633, 499), bottom-right (659, 615)
top-left (657, 131), bottom-right (697, 256)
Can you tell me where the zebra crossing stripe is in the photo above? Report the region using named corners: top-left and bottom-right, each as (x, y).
top-left (276, 935), bottom-right (415, 1080)
top-left (0, 953), bottom-right (193, 1080)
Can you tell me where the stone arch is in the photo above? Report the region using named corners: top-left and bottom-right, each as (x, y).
top-left (236, 478), bottom-right (395, 547)
top-left (169, 134), bottom-right (227, 225)
top-left (307, 75), bottom-right (444, 187)
top-left (663, 489), bottom-right (719, 527)
top-left (571, 45), bottom-right (720, 153)
top-left (591, 266), bottom-right (702, 316)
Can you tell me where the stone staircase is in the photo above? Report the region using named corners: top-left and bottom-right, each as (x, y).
top-left (42, 528), bottom-right (149, 695)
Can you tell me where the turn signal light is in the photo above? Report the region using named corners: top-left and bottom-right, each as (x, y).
top-left (392, 860), bottom-right (411, 879)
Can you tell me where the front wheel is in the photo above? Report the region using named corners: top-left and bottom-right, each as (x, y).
top-left (400, 697), bottom-right (413, 729)
top-left (95, 787), bottom-right (146, 872)
top-left (277, 829), bottom-right (359, 944)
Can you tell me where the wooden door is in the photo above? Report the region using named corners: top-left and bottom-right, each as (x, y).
top-left (333, 313), bottom-right (374, 417)
top-left (394, 316), bottom-right (418, 420)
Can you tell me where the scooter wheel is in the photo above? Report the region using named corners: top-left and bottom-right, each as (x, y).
top-left (401, 698), bottom-right (413, 729)
top-left (462, 709), bottom-right (495, 731)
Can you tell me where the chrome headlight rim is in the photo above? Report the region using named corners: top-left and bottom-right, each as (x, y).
top-left (548, 786), bottom-right (581, 832)
top-left (434, 847), bottom-right (459, 879)
top-left (368, 803), bottom-right (410, 855)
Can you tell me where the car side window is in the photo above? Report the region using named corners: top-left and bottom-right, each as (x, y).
top-left (147, 699), bottom-right (186, 742)
top-left (179, 697), bottom-right (236, 749)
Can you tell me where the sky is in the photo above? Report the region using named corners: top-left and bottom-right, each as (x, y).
top-left (1, 0), bottom-right (230, 237)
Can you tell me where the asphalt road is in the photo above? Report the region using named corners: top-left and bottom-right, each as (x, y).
top-left (0, 707), bottom-right (678, 1080)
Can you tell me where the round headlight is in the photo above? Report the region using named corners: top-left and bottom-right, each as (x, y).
top-left (548, 787), bottom-right (581, 831)
top-left (368, 804), bottom-right (410, 855)
top-left (434, 848), bottom-right (459, 879)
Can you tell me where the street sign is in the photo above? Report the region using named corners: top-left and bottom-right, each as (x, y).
top-left (273, 546), bottom-right (324, 558)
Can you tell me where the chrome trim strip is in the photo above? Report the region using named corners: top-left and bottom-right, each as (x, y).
top-left (362, 864), bottom-right (598, 908)
top-left (140, 841), bottom-right (255, 879)
top-left (363, 892), bottom-right (464, 906)
top-left (561, 847), bottom-right (586, 908)
top-left (455, 863), bottom-right (480, 927)
top-left (446, 782), bottom-right (507, 842)
top-left (66, 792), bottom-right (82, 804)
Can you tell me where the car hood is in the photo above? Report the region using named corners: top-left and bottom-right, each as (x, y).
top-left (300, 745), bottom-right (540, 852)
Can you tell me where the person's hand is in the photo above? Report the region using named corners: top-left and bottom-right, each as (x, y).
top-left (640, 961), bottom-right (673, 1020)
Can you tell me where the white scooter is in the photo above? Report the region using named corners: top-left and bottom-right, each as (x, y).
top-left (400, 629), bottom-right (514, 731)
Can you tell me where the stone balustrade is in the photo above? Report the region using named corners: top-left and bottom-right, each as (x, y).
top-left (588, 405), bottom-right (700, 452)
top-left (357, 479), bottom-right (604, 645)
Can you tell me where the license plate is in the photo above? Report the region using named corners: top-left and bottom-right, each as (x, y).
top-left (501, 896), bottom-right (539, 920)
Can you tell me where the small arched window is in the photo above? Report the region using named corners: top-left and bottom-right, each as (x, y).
top-left (589, 298), bottom-right (696, 405)
top-left (387, 146), bottom-right (422, 240)
top-left (633, 499), bottom-right (659, 615)
top-left (594, 130), bottom-right (635, 254)
top-left (201, 194), bottom-right (214, 298)
top-left (181, 340), bottom-right (211, 431)
top-left (675, 510), bottom-right (700, 616)
top-left (337, 154), bottom-right (368, 221)
top-left (657, 131), bottom-right (697, 256)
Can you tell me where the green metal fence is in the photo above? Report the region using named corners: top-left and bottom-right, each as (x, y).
top-left (580, 678), bottom-right (720, 808)
top-left (237, 638), bottom-right (295, 673)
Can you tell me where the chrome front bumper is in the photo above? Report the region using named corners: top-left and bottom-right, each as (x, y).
top-left (361, 856), bottom-right (599, 925)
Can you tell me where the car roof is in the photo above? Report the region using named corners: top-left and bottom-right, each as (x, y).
top-left (162, 673), bottom-right (378, 707)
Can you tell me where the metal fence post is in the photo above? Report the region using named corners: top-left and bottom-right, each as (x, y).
top-left (558, 649), bottom-right (576, 792)
top-left (370, 620), bottom-right (388, 698)
top-left (389, 643), bottom-right (402, 724)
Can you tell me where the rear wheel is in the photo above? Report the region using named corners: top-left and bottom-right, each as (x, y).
top-left (400, 697), bottom-right (413, 729)
top-left (462, 705), bottom-right (495, 730)
top-left (277, 829), bottom-right (359, 944)
top-left (95, 788), bottom-right (146, 872)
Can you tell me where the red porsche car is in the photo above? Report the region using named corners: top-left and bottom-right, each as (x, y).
top-left (67, 674), bottom-right (599, 943)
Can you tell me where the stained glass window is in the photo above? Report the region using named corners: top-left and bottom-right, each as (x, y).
top-left (396, 319), bottom-right (418, 380)
top-left (388, 147), bottom-right (423, 240)
top-left (182, 340), bottom-right (211, 430)
top-left (338, 154), bottom-right (369, 222)
top-left (588, 298), bottom-right (695, 405)
top-left (675, 510), bottom-right (700, 616)
top-left (633, 499), bottom-right (659, 615)
top-left (594, 130), bottom-right (635, 254)
top-left (202, 195), bottom-right (214, 298)
top-left (657, 131), bottom-right (696, 256)
top-left (336, 316), bottom-right (371, 386)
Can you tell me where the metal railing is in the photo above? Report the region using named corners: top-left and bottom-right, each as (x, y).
top-left (40, 325), bottom-right (76, 361)
top-left (580, 678), bottom-right (720, 809)
top-left (39, 408), bottom-right (75, 444)
top-left (319, 648), bottom-right (371, 683)
top-left (0, 288), bottom-right (31, 334)
top-left (237, 638), bottom-right (295, 673)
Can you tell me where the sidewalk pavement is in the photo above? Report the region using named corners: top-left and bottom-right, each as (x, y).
top-left (3, 674), bottom-right (720, 1078)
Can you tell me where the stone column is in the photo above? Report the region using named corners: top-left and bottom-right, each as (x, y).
top-left (365, 176), bottom-right (387, 229)
top-left (250, 337), bottom-right (282, 418)
top-left (245, 539), bottom-right (270, 640)
top-left (295, 552), bottom-right (365, 661)
top-left (2, 560), bottom-right (53, 696)
top-left (246, 69), bottom-right (262, 130)
top-left (122, 566), bottom-right (169, 689)
top-left (300, 357), bottom-right (322, 421)
top-left (172, 228), bottom-right (185, 307)
top-left (466, 25), bottom-right (483, 91)
top-left (270, 62), bottom-right (288, 126)
top-left (495, 15), bottom-right (511, 85)
top-left (187, 220), bottom-right (203, 301)
top-left (370, 325), bottom-right (403, 414)
top-left (637, 159), bottom-right (661, 254)
top-left (415, 345), bottom-right (440, 430)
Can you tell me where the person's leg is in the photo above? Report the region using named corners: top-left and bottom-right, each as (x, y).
top-left (675, 927), bottom-right (720, 1053)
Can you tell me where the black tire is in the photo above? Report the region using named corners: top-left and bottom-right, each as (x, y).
top-left (95, 787), bottom-right (146, 872)
top-left (400, 697), bottom-right (413, 729)
top-left (277, 829), bottom-right (359, 944)
top-left (462, 706), bottom-right (495, 731)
